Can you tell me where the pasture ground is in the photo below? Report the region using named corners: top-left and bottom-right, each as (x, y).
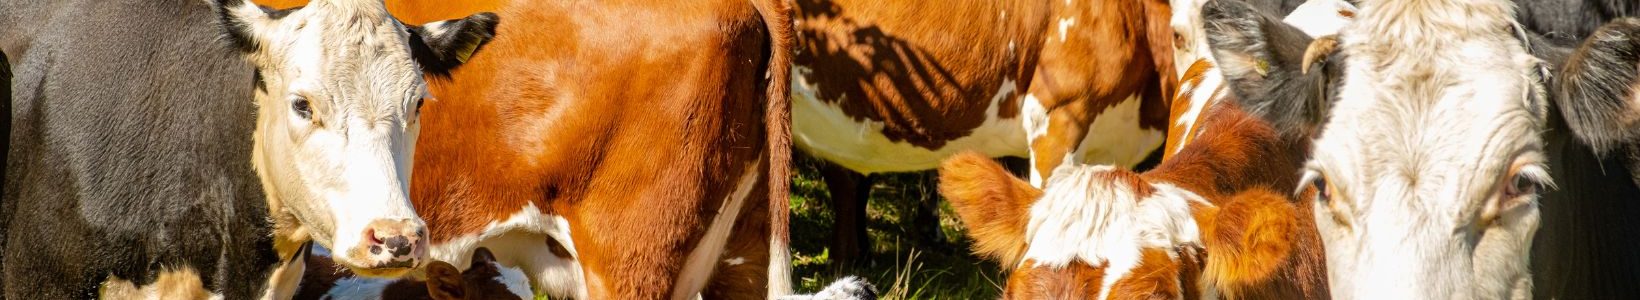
top-left (789, 154), bottom-right (1006, 299)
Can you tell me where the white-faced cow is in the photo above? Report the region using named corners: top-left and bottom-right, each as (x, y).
top-left (0, 0), bottom-right (494, 297)
top-left (791, 0), bottom-right (1178, 265)
top-left (1247, 0), bottom-right (1553, 297)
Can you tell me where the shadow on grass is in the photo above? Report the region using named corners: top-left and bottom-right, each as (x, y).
top-left (791, 153), bottom-right (1006, 299)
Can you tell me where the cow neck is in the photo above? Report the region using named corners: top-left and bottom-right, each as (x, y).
top-left (1143, 100), bottom-right (1308, 203)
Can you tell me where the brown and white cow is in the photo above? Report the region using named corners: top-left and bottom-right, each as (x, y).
top-left (253, 0), bottom-right (817, 298)
top-left (936, 0), bottom-right (1359, 297)
top-left (792, 0), bottom-right (1178, 264)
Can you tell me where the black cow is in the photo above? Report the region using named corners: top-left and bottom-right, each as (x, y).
top-left (1, 0), bottom-right (496, 298)
top-left (1, 0), bottom-right (278, 298)
top-left (1528, 19), bottom-right (1640, 300)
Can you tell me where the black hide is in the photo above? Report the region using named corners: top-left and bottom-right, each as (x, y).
top-left (0, 0), bottom-right (280, 298)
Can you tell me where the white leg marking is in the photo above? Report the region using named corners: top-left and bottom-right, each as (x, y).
top-left (671, 158), bottom-right (763, 300)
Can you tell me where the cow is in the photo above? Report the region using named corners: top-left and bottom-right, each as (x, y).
top-left (0, 0), bottom-right (495, 297)
top-left (933, 0), bottom-right (1356, 297)
top-left (249, 0), bottom-right (832, 298)
top-left (1205, 0), bottom-right (1640, 298)
top-left (1223, 0), bottom-right (1555, 297)
top-left (297, 246), bottom-right (532, 300)
top-left (791, 0), bottom-right (1178, 265)
top-left (936, 84), bottom-right (1327, 299)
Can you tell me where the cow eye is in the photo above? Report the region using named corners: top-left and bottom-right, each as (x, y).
top-left (291, 96), bottom-right (313, 120)
top-left (415, 98), bottom-right (426, 115)
top-left (1503, 169), bottom-right (1545, 199)
top-left (1313, 177), bottom-right (1331, 203)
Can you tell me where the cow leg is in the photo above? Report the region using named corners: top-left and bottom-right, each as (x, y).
top-left (818, 162), bottom-right (871, 268)
top-left (702, 179), bottom-right (772, 300)
top-left (903, 171), bottom-right (945, 249)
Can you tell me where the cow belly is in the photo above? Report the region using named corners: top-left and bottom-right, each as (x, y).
top-left (428, 204), bottom-right (584, 299)
top-left (792, 68), bottom-right (1030, 174)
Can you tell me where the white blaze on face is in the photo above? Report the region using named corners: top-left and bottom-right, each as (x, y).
top-left (1306, 0), bottom-right (1548, 298)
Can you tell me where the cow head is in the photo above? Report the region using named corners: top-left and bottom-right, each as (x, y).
top-left (1208, 0), bottom-right (1552, 297)
top-left (426, 248), bottom-right (534, 300)
top-left (1557, 18), bottom-right (1640, 185)
top-left (939, 153), bottom-right (1209, 299)
top-left (206, 0), bottom-right (497, 277)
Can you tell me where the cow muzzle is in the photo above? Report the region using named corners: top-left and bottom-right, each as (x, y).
top-left (339, 218), bottom-right (428, 277)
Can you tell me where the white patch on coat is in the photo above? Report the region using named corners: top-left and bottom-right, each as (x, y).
top-left (1171, 65), bottom-right (1224, 155)
top-left (671, 159), bottom-right (762, 300)
top-left (428, 204), bottom-right (583, 299)
top-left (1057, 18), bottom-right (1077, 42)
top-left (492, 261), bottom-right (536, 299)
top-left (792, 66), bottom-right (1029, 173)
top-left (1021, 93), bottom-right (1051, 187)
top-left (1020, 164), bottom-right (1207, 300)
top-left (724, 257), bottom-right (746, 266)
top-left (1065, 95), bottom-right (1165, 173)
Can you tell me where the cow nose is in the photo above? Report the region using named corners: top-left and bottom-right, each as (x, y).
top-left (360, 219), bottom-right (427, 269)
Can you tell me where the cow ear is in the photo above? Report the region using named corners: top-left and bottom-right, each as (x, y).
top-left (409, 13), bottom-right (500, 77)
top-left (468, 247), bottom-right (497, 270)
top-left (425, 261), bottom-right (468, 300)
top-left (1557, 18), bottom-right (1640, 155)
top-left (1201, 188), bottom-right (1299, 294)
top-left (1203, 0), bottom-right (1335, 138)
top-left (937, 152), bottom-right (1041, 268)
top-left (206, 0), bottom-right (296, 53)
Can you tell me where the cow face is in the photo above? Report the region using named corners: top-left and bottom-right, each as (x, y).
top-left (938, 153), bottom-right (1208, 299)
top-left (207, 0), bottom-right (496, 277)
top-left (1212, 0), bottom-right (1552, 297)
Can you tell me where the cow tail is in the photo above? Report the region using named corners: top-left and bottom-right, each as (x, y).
top-left (752, 0), bottom-right (794, 297)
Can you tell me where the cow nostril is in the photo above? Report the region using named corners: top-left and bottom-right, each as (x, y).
top-left (365, 228), bottom-right (382, 245)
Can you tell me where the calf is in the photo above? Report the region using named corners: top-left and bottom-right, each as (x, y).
top-left (297, 246), bottom-right (531, 300)
top-left (0, 0), bottom-right (495, 297)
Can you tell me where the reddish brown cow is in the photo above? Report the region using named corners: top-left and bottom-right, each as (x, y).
top-left (257, 0), bottom-right (802, 298)
top-left (792, 0), bottom-right (1178, 264)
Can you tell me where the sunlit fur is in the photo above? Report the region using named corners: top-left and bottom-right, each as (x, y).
top-left (218, 0), bottom-right (429, 277)
top-left (1309, 0), bottom-right (1550, 298)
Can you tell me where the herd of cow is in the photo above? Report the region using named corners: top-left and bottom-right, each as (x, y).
top-left (1, 0), bottom-right (1638, 299)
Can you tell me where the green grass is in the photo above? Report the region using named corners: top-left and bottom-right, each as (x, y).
top-left (789, 154), bottom-right (1005, 299)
